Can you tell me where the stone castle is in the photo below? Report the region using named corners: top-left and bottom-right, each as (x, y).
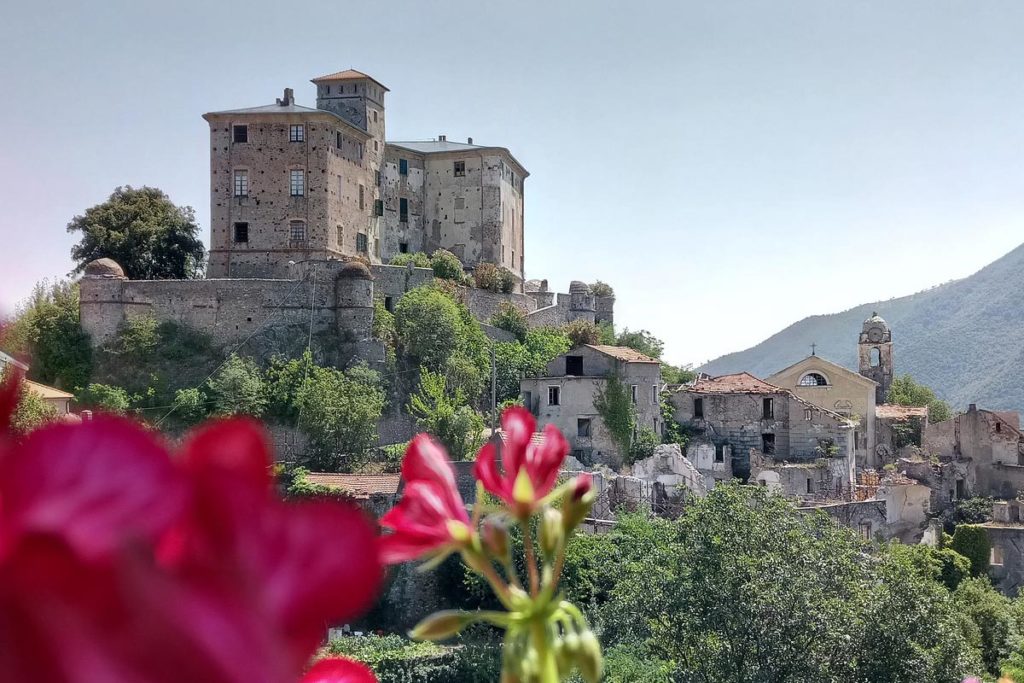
top-left (79, 69), bottom-right (612, 362)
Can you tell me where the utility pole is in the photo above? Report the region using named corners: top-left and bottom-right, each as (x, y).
top-left (490, 344), bottom-right (497, 430)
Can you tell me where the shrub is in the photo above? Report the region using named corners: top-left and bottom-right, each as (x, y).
top-left (324, 634), bottom-right (500, 683)
top-left (498, 267), bottom-right (516, 294)
top-left (590, 280), bottom-right (615, 298)
top-left (171, 387), bottom-right (209, 425)
top-left (473, 262), bottom-right (502, 292)
top-left (563, 319), bottom-right (601, 348)
top-left (389, 251), bottom-right (431, 268)
top-left (77, 383), bottom-right (132, 414)
top-left (629, 426), bottom-right (660, 465)
top-left (430, 249), bottom-right (464, 281)
top-left (950, 524), bottom-right (990, 576)
top-left (408, 367), bottom-right (486, 461)
top-left (206, 354), bottom-right (268, 417)
top-left (490, 301), bottom-right (528, 342)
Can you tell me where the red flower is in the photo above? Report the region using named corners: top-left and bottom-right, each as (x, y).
top-left (378, 435), bottom-right (472, 565)
top-left (473, 406), bottom-right (568, 518)
top-left (301, 658), bottom-right (377, 683)
top-left (0, 380), bottom-right (383, 683)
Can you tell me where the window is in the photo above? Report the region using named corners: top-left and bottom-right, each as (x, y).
top-left (955, 479), bottom-right (966, 499)
top-left (290, 169), bottom-right (304, 196)
top-left (373, 141), bottom-right (378, 151)
top-left (714, 443), bottom-right (724, 463)
top-left (870, 347), bottom-right (881, 367)
top-left (806, 478), bottom-right (814, 494)
top-left (547, 386), bottom-right (560, 406)
top-left (233, 222), bottom-right (249, 243)
top-left (336, 225), bottom-right (343, 245)
top-left (383, 296), bottom-right (393, 312)
top-left (804, 408), bottom-right (813, 421)
top-left (289, 221), bottom-right (306, 245)
top-left (799, 372), bottom-right (828, 386)
top-left (762, 398), bottom-right (774, 419)
top-left (577, 418), bottom-right (591, 438)
top-left (991, 545), bottom-right (1005, 566)
top-left (565, 356), bottom-right (583, 376)
top-left (399, 242), bottom-right (409, 253)
top-left (454, 197), bottom-right (465, 209)
top-left (630, 385), bottom-right (638, 404)
top-left (337, 132), bottom-right (343, 149)
top-left (375, 170), bottom-right (381, 186)
top-left (454, 160), bottom-right (466, 177)
top-left (359, 184), bottom-right (365, 210)
top-left (399, 198), bottom-right (408, 222)
top-left (694, 397), bottom-right (704, 419)
top-left (289, 124), bottom-right (304, 142)
top-left (356, 232), bottom-right (368, 253)
top-left (374, 199), bottom-right (383, 216)
top-left (399, 158), bottom-right (408, 175)
top-left (859, 522), bottom-right (872, 541)
top-left (834, 400), bottom-right (853, 416)
top-left (762, 433), bottom-right (776, 455)
top-left (652, 385), bottom-right (659, 404)
top-left (233, 170), bottom-right (248, 197)
top-left (232, 125), bottom-right (248, 143)
top-left (373, 110), bottom-right (378, 123)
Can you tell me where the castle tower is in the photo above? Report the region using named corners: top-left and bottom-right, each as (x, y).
top-left (858, 312), bottom-right (893, 404)
top-left (567, 281), bottom-right (596, 323)
top-left (334, 261), bottom-right (374, 341)
top-left (312, 69), bottom-right (387, 144)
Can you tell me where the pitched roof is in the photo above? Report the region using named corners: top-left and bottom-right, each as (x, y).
top-left (303, 473), bottom-right (401, 499)
top-left (876, 404), bottom-right (929, 420)
top-left (310, 69), bottom-right (389, 91)
top-left (767, 354), bottom-right (879, 388)
top-left (584, 345), bottom-right (660, 364)
top-left (206, 102), bottom-right (327, 116)
top-left (24, 380), bottom-right (74, 400)
top-left (0, 350), bottom-right (28, 372)
top-left (687, 372), bottom-right (782, 394)
top-left (388, 140), bottom-right (486, 154)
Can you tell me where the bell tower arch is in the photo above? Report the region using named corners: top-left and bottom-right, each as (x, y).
top-left (858, 312), bottom-right (893, 404)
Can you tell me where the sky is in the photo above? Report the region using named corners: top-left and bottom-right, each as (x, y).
top-left (1, 0), bottom-right (1022, 368)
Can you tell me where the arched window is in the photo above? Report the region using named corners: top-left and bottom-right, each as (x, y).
top-left (799, 372), bottom-right (828, 386)
top-left (870, 347), bottom-right (881, 367)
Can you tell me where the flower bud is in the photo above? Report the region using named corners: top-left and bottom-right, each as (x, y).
top-left (540, 508), bottom-right (563, 558)
top-left (562, 473), bottom-right (595, 532)
top-left (482, 516), bottom-right (511, 562)
top-left (574, 630), bottom-right (603, 683)
top-left (409, 610), bottom-right (475, 641)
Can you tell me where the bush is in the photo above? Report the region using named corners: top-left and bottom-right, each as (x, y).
top-left (408, 367), bottom-right (485, 461)
top-left (430, 249), bottom-right (464, 281)
top-left (77, 383), bottom-right (132, 414)
top-left (590, 280), bottom-right (615, 298)
top-left (206, 354), bottom-right (268, 417)
top-left (473, 262), bottom-right (502, 292)
top-left (171, 387), bottom-right (209, 425)
top-left (324, 634), bottom-right (500, 683)
top-left (490, 302), bottom-right (528, 342)
top-left (563, 319), bottom-right (601, 348)
top-left (498, 267), bottom-right (516, 294)
top-left (389, 252), bottom-right (431, 268)
top-left (629, 426), bottom-right (660, 465)
top-left (950, 524), bottom-right (990, 577)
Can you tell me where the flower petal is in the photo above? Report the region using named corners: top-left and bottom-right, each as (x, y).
top-left (302, 657), bottom-right (378, 683)
top-left (402, 434), bottom-right (456, 490)
top-left (179, 417), bottom-right (272, 493)
top-left (0, 368), bottom-right (21, 438)
top-left (0, 416), bottom-right (187, 560)
top-left (500, 406), bottom-right (535, 478)
top-left (472, 443), bottom-right (508, 502)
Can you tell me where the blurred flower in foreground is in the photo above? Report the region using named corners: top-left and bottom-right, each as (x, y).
top-left (0, 371), bottom-right (382, 683)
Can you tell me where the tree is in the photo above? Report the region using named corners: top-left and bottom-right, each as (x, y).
top-left (171, 387), bottom-right (209, 426)
top-left (490, 301), bottom-right (528, 342)
top-left (394, 285), bottom-right (466, 370)
top-left (952, 578), bottom-right (1018, 677)
top-left (950, 524), bottom-right (990, 577)
top-left (4, 281), bottom-right (93, 391)
top-left (67, 186), bottom-right (205, 280)
top-left (523, 328), bottom-right (571, 370)
top-left (206, 354), bottom-right (267, 417)
top-left (615, 328), bottom-right (664, 359)
top-left (887, 374), bottom-right (953, 423)
top-left (77, 383), bottom-right (131, 414)
top-left (408, 367), bottom-right (485, 461)
top-left (589, 281), bottom-right (614, 298)
top-left (660, 362), bottom-right (696, 385)
top-left (264, 351), bottom-right (315, 422)
top-left (563, 319), bottom-right (601, 348)
top-left (295, 363), bottom-right (385, 471)
top-left (1, 370), bottom-right (59, 437)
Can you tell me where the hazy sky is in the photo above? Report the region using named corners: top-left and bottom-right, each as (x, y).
top-left (2, 0), bottom-right (1022, 366)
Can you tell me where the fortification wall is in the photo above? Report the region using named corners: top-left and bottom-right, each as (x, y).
top-left (463, 288), bottom-right (535, 322)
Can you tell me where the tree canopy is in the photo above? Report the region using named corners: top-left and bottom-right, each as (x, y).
top-left (888, 373), bottom-right (953, 422)
top-left (67, 186), bottom-right (205, 280)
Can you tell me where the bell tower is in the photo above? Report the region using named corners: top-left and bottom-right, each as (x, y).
top-left (858, 312), bottom-right (893, 404)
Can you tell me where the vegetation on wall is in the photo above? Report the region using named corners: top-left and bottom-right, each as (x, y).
top-left (490, 301), bottom-right (528, 342)
top-left (593, 374), bottom-right (636, 459)
top-left (949, 524), bottom-right (991, 577)
top-left (67, 185), bottom-right (205, 280)
top-left (408, 367), bottom-right (485, 461)
top-left (473, 262), bottom-right (516, 293)
top-left (563, 319), bottom-right (601, 348)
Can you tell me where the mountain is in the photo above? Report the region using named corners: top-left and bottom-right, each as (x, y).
top-left (700, 243), bottom-right (1024, 413)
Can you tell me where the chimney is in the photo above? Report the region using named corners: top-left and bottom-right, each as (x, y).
top-left (277, 88), bottom-right (294, 106)
top-left (467, 137), bottom-right (473, 145)
top-left (438, 134), bottom-right (446, 142)
top-left (81, 410), bottom-right (93, 422)
top-left (969, 404), bottom-right (977, 413)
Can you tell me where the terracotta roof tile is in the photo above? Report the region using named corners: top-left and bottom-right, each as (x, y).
top-left (303, 473), bottom-right (401, 498)
top-left (310, 69), bottom-right (389, 91)
top-left (687, 372), bottom-right (783, 394)
top-left (584, 345), bottom-right (660, 363)
top-left (24, 380), bottom-right (74, 400)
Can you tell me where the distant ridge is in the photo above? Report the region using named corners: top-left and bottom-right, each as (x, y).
top-left (700, 243), bottom-right (1024, 413)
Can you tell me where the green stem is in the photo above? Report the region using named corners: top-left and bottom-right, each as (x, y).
top-left (521, 518), bottom-right (540, 597)
top-left (531, 618), bottom-right (559, 683)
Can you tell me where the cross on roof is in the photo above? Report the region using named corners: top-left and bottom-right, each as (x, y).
top-left (811, 343), bottom-right (817, 356)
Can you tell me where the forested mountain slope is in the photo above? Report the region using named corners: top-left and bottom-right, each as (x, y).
top-left (700, 243), bottom-right (1024, 412)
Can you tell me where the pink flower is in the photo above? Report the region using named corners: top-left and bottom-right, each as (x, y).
top-left (378, 435), bottom-right (472, 564)
top-left (473, 406), bottom-right (569, 518)
top-left (0, 371), bottom-right (382, 683)
top-left (301, 658), bottom-right (377, 683)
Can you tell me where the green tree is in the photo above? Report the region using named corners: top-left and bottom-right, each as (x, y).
top-left (952, 577), bottom-right (1018, 677)
top-left (597, 321), bottom-right (617, 345)
top-left (77, 383), bottom-right (131, 414)
top-left (1, 370), bottom-right (60, 437)
top-left (67, 186), bottom-right (205, 280)
top-left (628, 426), bottom-right (660, 465)
top-left (490, 301), bottom-right (528, 342)
top-left (494, 341), bottom-right (530, 404)
top-left (408, 367), bottom-right (485, 461)
top-left (171, 387), bottom-right (209, 426)
top-left (660, 362), bottom-right (696, 385)
top-left (887, 373), bottom-right (953, 423)
top-left (430, 249), bottom-right (465, 281)
top-left (206, 354), bottom-right (268, 417)
top-left (589, 281), bottom-right (614, 298)
top-left (394, 285), bottom-right (466, 370)
top-left (593, 374), bottom-right (636, 459)
top-left (563, 319), bottom-right (601, 348)
top-left (264, 351), bottom-right (315, 422)
top-left (615, 328), bottom-right (664, 359)
top-left (950, 524), bottom-right (991, 577)
top-left (523, 328), bottom-right (571, 371)
top-left (4, 281), bottom-right (93, 391)
top-left (295, 363), bottom-right (385, 471)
